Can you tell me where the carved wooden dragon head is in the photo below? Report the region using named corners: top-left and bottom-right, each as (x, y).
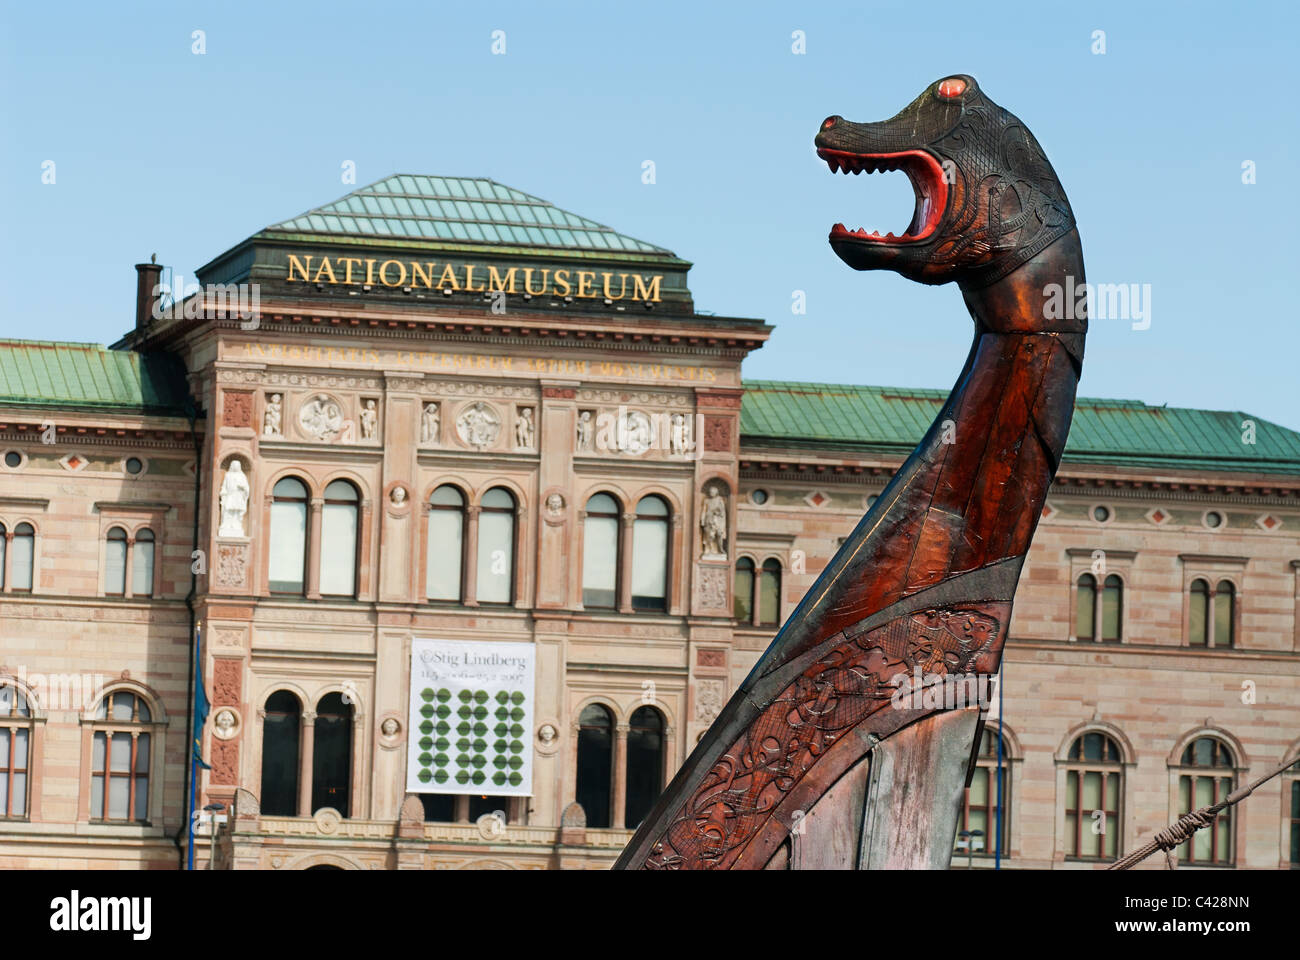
top-left (815, 74), bottom-right (1076, 291)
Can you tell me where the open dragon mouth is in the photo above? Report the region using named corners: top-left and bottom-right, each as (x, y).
top-left (817, 148), bottom-right (948, 244)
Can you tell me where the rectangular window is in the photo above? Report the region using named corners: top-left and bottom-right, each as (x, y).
top-left (268, 501), bottom-right (307, 593)
top-left (426, 510), bottom-right (463, 601)
top-left (631, 520), bottom-right (668, 610)
top-left (91, 730), bottom-right (149, 822)
top-left (476, 512), bottom-right (514, 604)
top-left (0, 727), bottom-right (29, 817)
top-left (581, 516), bottom-right (619, 608)
top-left (12, 534), bottom-right (33, 591)
top-left (131, 539), bottom-right (154, 596)
top-left (320, 502), bottom-right (357, 596)
top-left (105, 538), bottom-right (126, 595)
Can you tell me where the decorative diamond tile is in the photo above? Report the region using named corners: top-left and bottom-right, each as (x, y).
top-left (1145, 507), bottom-right (1169, 525)
top-left (1257, 513), bottom-right (1282, 531)
top-left (804, 489), bottom-right (831, 508)
top-left (1041, 502), bottom-right (1055, 520)
top-left (59, 453), bottom-right (86, 472)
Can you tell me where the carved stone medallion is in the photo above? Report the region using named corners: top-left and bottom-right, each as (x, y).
top-left (455, 401), bottom-right (501, 449)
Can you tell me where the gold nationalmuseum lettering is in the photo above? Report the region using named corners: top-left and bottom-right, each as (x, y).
top-left (286, 254), bottom-right (664, 302)
top-left (237, 343), bottom-right (718, 381)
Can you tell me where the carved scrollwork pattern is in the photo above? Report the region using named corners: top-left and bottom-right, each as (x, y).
top-left (641, 604), bottom-right (1004, 870)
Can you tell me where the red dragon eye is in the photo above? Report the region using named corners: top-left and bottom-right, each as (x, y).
top-left (937, 77), bottom-right (967, 98)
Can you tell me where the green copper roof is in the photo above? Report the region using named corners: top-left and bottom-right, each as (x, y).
top-left (263, 174), bottom-right (672, 255)
top-left (0, 341), bottom-right (191, 416)
top-left (740, 380), bottom-right (1300, 476)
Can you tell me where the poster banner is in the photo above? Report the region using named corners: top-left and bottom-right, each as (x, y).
top-left (407, 638), bottom-right (535, 797)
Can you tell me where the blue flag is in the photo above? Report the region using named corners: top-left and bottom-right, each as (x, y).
top-left (192, 621), bottom-right (211, 769)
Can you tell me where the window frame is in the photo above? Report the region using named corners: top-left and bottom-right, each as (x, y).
top-left (10, 521), bottom-right (35, 593)
top-left (320, 478), bottom-right (360, 599)
top-left (86, 690), bottom-right (159, 825)
top-left (1172, 735), bottom-right (1238, 866)
top-left (0, 683), bottom-right (34, 820)
top-left (1061, 731), bottom-right (1125, 862)
top-left (955, 725), bottom-right (1012, 861)
top-left (581, 493), bottom-right (622, 611)
top-left (475, 486), bottom-right (518, 607)
top-left (630, 495), bottom-right (670, 613)
top-left (269, 476), bottom-right (311, 596)
top-left (574, 702), bottom-right (615, 828)
top-left (104, 525), bottom-right (129, 597)
top-left (425, 483), bottom-right (468, 604)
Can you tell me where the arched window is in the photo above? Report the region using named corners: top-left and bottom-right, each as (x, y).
top-left (1189, 578), bottom-right (1236, 648)
top-left (90, 691), bottom-right (154, 822)
top-left (105, 526), bottom-right (128, 596)
top-left (269, 478), bottom-right (309, 595)
top-left (1064, 732), bottom-right (1123, 860)
top-left (132, 528), bottom-right (155, 597)
top-left (1214, 580), bottom-right (1236, 649)
top-left (260, 691), bottom-right (301, 817)
top-left (476, 487), bottom-right (516, 605)
top-left (320, 480), bottom-right (359, 597)
top-left (575, 704), bottom-right (613, 828)
top-left (12, 522), bottom-right (34, 592)
top-left (631, 495), bottom-right (669, 612)
top-left (1189, 578), bottom-right (1210, 646)
top-left (1101, 575), bottom-right (1122, 642)
top-left (954, 725), bottom-right (1010, 860)
top-left (733, 558), bottom-right (755, 622)
top-left (758, 559), bottom-right (782, 626)
top-left (426, 485), bottom-right (466, 602)
top-left (625, 706), bottom-right (665, 829)
top-left (0, 684), bottom-right (32, 818)
top-left (1176, 737), bottom-right (1235, 865)
top-left (1289, 769), bottom-right (1300, 867)
top-left (312, 693), bottom-right (352, 817)
top-left (1075, 574), bottom-right (1096, 641)
top-left (581, 494), bottom-right (620, 610)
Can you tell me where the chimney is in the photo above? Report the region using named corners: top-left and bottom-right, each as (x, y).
top-left (135, 255), bottom-right (163, 330)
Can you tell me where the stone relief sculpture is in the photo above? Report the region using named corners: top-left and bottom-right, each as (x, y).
top-left (420, 402), bottom-right (440, 444)
top-left (515, 407), bottom-right (535, 448)
top-left (456, 401), bottom-right (501, 449)
top-left (545, 492), bottom-right (565, 517)
top-left (218, 460), bottom-right (251, 537)
top-left (620, 410), bottom-right (652, 455)
top-left (263, 393), bottom-right (282, 437)
top-left (617, 75), bottom-right (1086, 870)
top-left (576, 410), bottom-right (593, 451)
top-left (360, 399), bottom-right (377, 440)
top-left (699, 483), bottom-right (728, 558)
top-left (299, 393), bottom-right (343, 441)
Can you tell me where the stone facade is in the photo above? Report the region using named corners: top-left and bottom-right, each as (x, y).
top-left (1, 181), bottom-right (1297, 871)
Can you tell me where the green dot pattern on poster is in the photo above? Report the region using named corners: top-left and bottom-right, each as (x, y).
top-left (418, 686), bottom-right (525, 789)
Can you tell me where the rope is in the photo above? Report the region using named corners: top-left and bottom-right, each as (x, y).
top-left (1108, 756), bottom-right (1300, 870)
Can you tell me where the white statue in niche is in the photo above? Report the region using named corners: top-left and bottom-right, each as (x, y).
top-left (515, 407), bottom-right (535, 448)
top-left (670, 413), bottom-right (689, 456)
top-left (421, 402), bottom-right (440, 444)
top-left (218, 460), bottom-right (251, 537)
top-left (700, 483), bottom-right (728, 558)
top-left (576, 410), bottom-right (593, 451)
top-left (360, 399), bottom-right (377, 440)
top-left (263, 394), bottom-right (282, 437)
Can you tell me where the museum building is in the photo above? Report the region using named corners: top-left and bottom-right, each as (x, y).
top-left (0, 174), bottom-right (1298, 870)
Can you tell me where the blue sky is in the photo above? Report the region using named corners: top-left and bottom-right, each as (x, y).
top-left (2, 1), bottom-right (1297, 428)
